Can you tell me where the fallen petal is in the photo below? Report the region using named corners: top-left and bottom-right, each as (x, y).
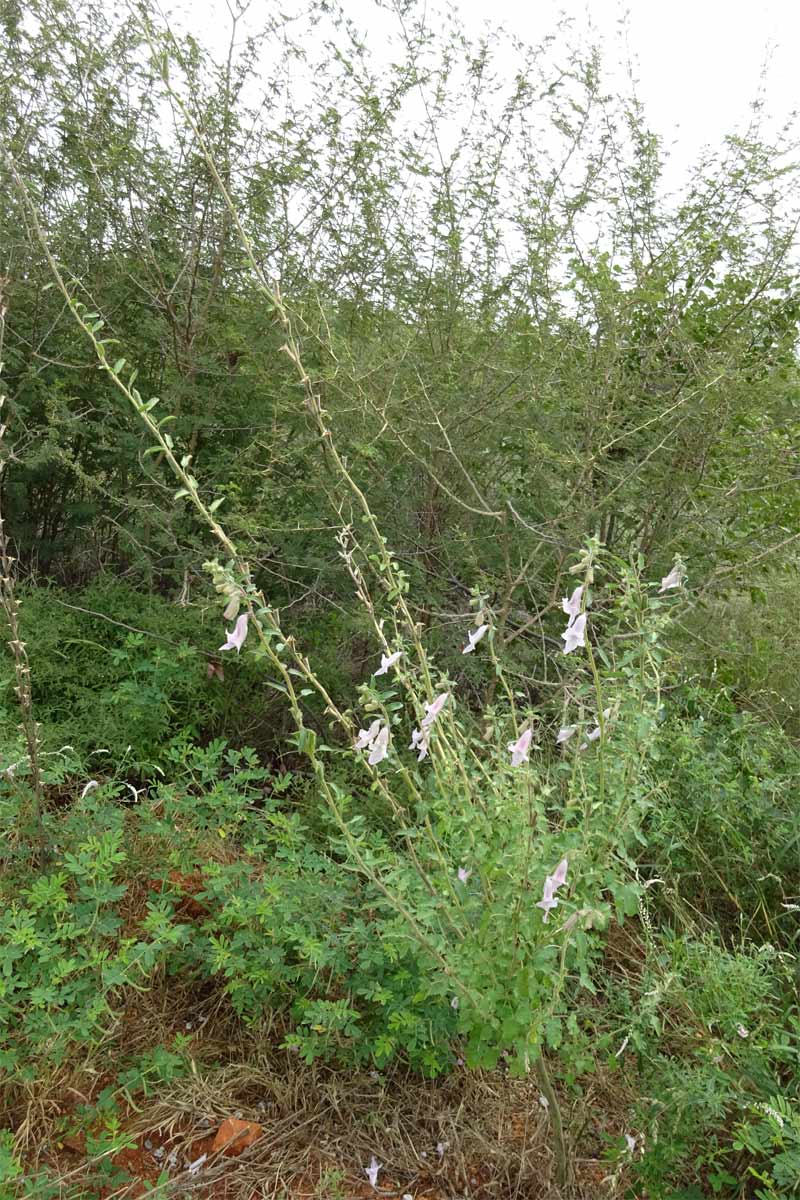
top-left (365, 1155), bottom-right (381, 1189)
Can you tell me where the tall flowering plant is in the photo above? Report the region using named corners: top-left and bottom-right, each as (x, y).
top-left (12, 124), bottom-right (685, 1187)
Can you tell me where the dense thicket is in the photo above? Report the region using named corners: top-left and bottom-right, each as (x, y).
top-left (2, 1), bottom-right (798, 679)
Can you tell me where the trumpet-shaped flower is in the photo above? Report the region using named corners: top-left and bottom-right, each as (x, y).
top-left (550, 857), bottom-right (568, 888)
top-left (736, 1023), bottom-right (749, 1039)
top-left (659, 565), bottom-right (683, 593)
top-left (367, 723), bottom-right (390, 766)
top-left (373, 650), bottom-right (402, 676)
top-left (580, 707), bottom-right (612, 749)
top-left (536, 876), bottom-right (559, 922)
top-left (457, 866), bottom-right (471, 884)
top-left (508, 727), bottom-right (532, 767)
top-left (219, 613), bottom-right (249, 653)
top-left (421, 692), bottom-right (449, 728)
top-left (409, 727), bottom-right (429, 761)
top-left (556, 724), bottom-right (577, 744)
top-left (580, 725), bottom-right (602, 750)
top-left (537, 857), bottom-right (569, 922)
top-left (561, 612), bottom-right (586, 654)
top-left (561, 585), bottom-right (584, 622)
top-left (354, 719), bottom-right (381, 750)
top-left (462, 623), bottom-right (489, 654)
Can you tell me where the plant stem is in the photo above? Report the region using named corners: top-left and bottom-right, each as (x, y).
top-left (534, 1053), bottom-right (569, 1190)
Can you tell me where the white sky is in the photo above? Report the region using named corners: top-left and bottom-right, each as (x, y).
top-left (183, 0), bottom-right (799, 194)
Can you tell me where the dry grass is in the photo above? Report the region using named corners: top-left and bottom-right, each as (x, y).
top-left (3, 972), bottom-right (638, 1200)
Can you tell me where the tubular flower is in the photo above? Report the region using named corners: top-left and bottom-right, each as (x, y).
top-left (536, 857), bottom-right (569, 922)
top-left (367, 723), bottom-right (390, 766)
top-left (508, 727), bottom-right (532, 767)
top-left (561, 611), bottom-right (586, 654)
top-left (373, 650), bottom-right (402, 676)
top-left (462, 623), bottom-right (489, 654)
top-left (556, 724), bottom-right (577, 745)
top-left (219, 613), bottom-right (249, 653)
top-left (421, 692), bottom-right (449, 728)
top-left (561, 585), bottom-right (584, 621)
top-left (409, 727), bottom-right (429, 761)
top-left (659, 564), bottom-right (684, 593)
top-left (354, 719), bottom-right (381, 750)
top-left (365, 1157), bottom-right (381, 1189)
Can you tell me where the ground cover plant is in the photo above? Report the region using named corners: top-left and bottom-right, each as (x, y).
top-left (0, 1), bottom-right (799, 1197)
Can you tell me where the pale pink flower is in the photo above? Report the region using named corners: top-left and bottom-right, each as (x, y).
top-left (580, 707), bottom-right (611, 749)
top-left (508, 727), bottom-right (532, 767)
top-left (421, 692), bottom-right (449, 728)
top-left (736, 1023), bottom-right (749, 1039)
top-left (659, 565), bottom-right (683, 593)
top-left (354, 719), bottom-right (381, 750)
top-left (550, 858), bottom-right (569, 888)
top-left (450, 996), bottom-right (459, 1010)
top-left (536, 876), bottom-right (559, 922)
top-left (561, 585), bottom-right (584, 622)
top-left (409, 727), bottom-right (429, 761)
top-left (580, 724), bottom-right (602, 750)
top-left (219, 612), bottom-right (249, 653)
top-left (462, 624), bottom-right (489, 655)
top-left (367, 723), bottom-right (390, 766)
top-left (556, 724), bottom-right (577, 744)
top-left (537, 858), bottom-right (569, 922)
top-left (457, 866), bottom-right (471, 884)
top-left (365, 1156), bottom-right (381, 1189)
top-left (561, 612), bottom-right (586, 654)
top-left (374, 650), bottom-right (402, 676)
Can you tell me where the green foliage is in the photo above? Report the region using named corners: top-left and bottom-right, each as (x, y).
top-left (0, 813), bottom-right (187, 1070)
top-left (0, 579), bottom-right (272, 771)
top-left (645, 685), bottom-right (800, 930)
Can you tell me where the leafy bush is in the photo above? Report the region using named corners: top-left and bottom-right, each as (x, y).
top-left (644, 685), bottom-right (800, 933)
top-left (0, 809), bottom-right (187, 1072)
top-left (0, 579), bottom-right (272, 772)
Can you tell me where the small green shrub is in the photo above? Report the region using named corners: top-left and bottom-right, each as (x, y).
top-left (0, 813), bottom-right (187, 1072)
